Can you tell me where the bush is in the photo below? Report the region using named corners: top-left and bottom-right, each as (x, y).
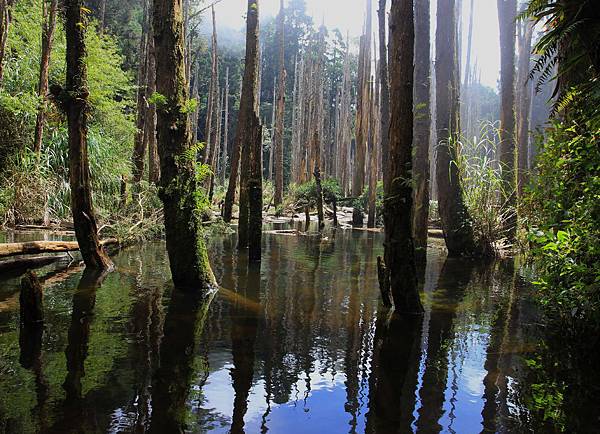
top-left (526, 119), bottom-right (600, 335)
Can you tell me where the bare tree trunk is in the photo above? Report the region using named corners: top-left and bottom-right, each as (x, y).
top-left (413, 0), bottom-right (431, 259)
top-left (497, 0), bottom-right (517, 235)
top-left (204, 6), bottom-right (219, 165)
top-left (99, 0), bottom-right (107, 34)
top-left (132, 0), bottom-right (150, 186)
top-left (153, 0), bottom-right (216, 290)
top-left (33, 0), bottom-right (58, 156)
top-left (385, 0), bottom-right (423, 314)
top-left (353, 0), bottom-right (372, 200)
top-left (237, 0), bottom-right (261, 251)
top-left (220, 67), bottom-right (229, 185)
top-left (377, 0), bottom-right (390, 191)
top-left (0, 0), bottom-right (15, 84)
top-left (146, 22), bottom-right (160, 184)
top-left (64, 0), bottom-right (113, 270)
top-left (273, 0), bottom-right (285, 207)
top-left (367, 79), bottom-right (377, 229)
top-left (435, 0), bottom-right (477, 257)
top-left (516, 17), bottom-right (533, 200)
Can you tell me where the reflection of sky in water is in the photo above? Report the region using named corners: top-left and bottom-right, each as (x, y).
top-left (199, 359), bottom-right (363, 434)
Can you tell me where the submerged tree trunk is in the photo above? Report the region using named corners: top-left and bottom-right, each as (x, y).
top-left (435, 0), bottom-right (477, 257)
top-left (273, 0), bottom-right (285, 207)
top-left (33, 0), bottom-right (58, 156)
top-left (0, 0), bottom-right (15, 84)
top-left (237, 0), bottom-right (261, 251)
top-left (153, 0), bottom-right (216, 290)
top-left (413, 0), bottom-right (431, 259)
top-left (64, 0), bottom-right (113, 270)
top-left (497, 0), bottom-right (517, 234)
top-left (385, 0), bottom-right (423, 314)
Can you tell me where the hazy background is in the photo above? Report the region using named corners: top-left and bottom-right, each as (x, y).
top-left (211, 0), bottom-right (501, 89)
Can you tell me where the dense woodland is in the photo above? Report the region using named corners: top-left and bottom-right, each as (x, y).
top-left (0, 0), bottom-right (599, 431)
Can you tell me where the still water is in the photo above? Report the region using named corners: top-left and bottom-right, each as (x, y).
top-left (0, 228), bottom-right (590, 433)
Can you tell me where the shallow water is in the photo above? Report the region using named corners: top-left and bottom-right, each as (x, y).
top-left (0, 228), bottom-right (593, 433)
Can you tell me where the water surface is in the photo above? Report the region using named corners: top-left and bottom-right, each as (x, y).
top-left (0, 228), bottom-right (590, 433)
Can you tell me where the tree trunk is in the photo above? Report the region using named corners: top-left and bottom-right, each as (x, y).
top-left (64, 0), bottom-right (113, 270)
top-left (516, 17), bottom-right (533, 200)
top-left (385, 0), bottom-right (423, 314)
top-left (0, 0), bottom-right (14, 84)
top-left (132, 0), bottom-right (150, 186)
top-left (153, 0), bottom-right (216, 290)
top-left (353, 0), bottom-right (372, 199)
top-left (236, 0), bottom-right (261, 249)
top-left (99, 0), bottom-right (107, 34)
top-left (146, 20), bottom-right (160, 184)
top-left (435, 0), bottom-right (477, 257)
top-left (412, 0), bottom-right (431, 259)
top-left (497, 0), bottom-right (517, 235)
top-left (377, 0), bottom-right (390, 192)
top-left (273, 0), bottom-right (285, 207)
top-left (220, 67), bottom-right (229, 184)
top-left (33, 0), bottom-right (58, 156)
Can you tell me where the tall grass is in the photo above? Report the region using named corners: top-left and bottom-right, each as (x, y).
top-left (454, 121), bottom-right (516, 255)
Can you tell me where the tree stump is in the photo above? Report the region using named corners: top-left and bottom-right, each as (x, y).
top-left (20, 271), bottom-right (44, 325)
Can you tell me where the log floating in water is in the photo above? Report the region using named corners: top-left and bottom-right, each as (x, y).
top-left (0, 255), bottom-right (69, 273)
top-left (0, 239), bottom-right (118, 259)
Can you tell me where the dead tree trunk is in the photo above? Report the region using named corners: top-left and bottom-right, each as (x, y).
top-left (385, 0), bottom-right (423, 314)
top-left (0, 0), bottom-right (15, 84)
top-left (497, 0), bottom-right (517, 235)
top-left (273, 0), bottom-right (285, 207)
top-left (64, 0), bottom-right (113, 270)
top-left (435, 0), bottom-right (477, 257)
top-left (413, 0), bottom-right (431, 259)
top-left (99, 0), bottom-right (107, 34)
top-left (153, 0), bottom-right (216, 290)
top-left (236, 0), bottom-right (261, 250)
top-left (20, 271), bottom-right (44, 325)
top-left (33, 0), bottom-right (59, 155)
top-left (204, 6), bottom-right (219, 166)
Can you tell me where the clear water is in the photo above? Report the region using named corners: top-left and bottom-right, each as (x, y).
top-left (0, 228), bottom-right (594, 433)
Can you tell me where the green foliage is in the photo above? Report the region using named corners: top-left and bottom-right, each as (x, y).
top-left (0, 0), bottom-right (136, 224)
top-left (526, 119), bottom-right (600, 332)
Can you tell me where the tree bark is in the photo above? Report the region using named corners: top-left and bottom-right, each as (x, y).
top-left (273, 0), bottom-right (285, 207)
top-left (497, 0), bottom-right (517, 235)
top-left (435, 0), bottom-right (477, 257)
top-left (385, 0), bottom-right (423, 314)
top-left (64, 0), bottom-right (113, 270)
top-left (33, 0), bottom-right (58, 156)
top-left (153, 0), bottom-right (216, 290)
top-left (99, 0), bottom-right (107, 34)
top-left (0, 0), bottom-right (15, 85)
top-left (413, 0), bottom-right (431, 259)
top-left (236, 0), bottom-right (261, 250)
top-left (220, 67), bottom-right (229, 184)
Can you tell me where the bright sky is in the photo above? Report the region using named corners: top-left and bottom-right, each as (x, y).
top-left (212, 0), bottom-right (502, 89)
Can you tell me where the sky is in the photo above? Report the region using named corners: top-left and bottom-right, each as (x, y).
top-left (211, 0), bottom-right (502, 89)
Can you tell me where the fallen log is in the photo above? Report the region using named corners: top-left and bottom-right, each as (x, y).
top-left (0, 255), bottom-right (69, 273)
top-left (0, 239), bottom-right (118, 259)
